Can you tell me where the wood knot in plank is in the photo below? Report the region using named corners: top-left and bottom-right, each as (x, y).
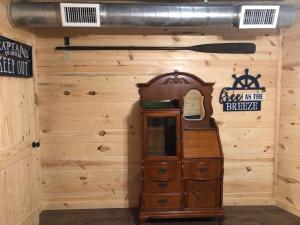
top-left (216, 121), bottom-right (224, 126)
top-left (34, 93), bottom-right (39, 106)
top-left (80, 176), bottom-right (87, 180)
top-left (99, 130), bottom-right (106, 136)
top-left (280, 176), bottom-right (299, 184)
top-left (283, 66), bottom-right (295, 71)
top-left (286, 197), bottom-right (296, 206)
top-left (278, 143), bottom-right (285, 150)
top-left (97, 145), bottom-right (109, 152)
top-left (63, 91), bottom-right (70, 95)
top-left (172, 36), bottom-right (180, 42)
top-left (87, 91), bottom-right (96, 95)
top-left (128, 53), bottom-right (134, 60)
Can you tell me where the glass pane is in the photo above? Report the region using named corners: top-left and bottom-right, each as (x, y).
top-left (183, 89), bottom-right (205, 121)
top-left (147, 117), bottom-right (177, 157)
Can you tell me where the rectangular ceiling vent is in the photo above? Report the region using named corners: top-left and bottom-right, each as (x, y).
top-left (239, 5), bottom-right (280, 29)
top-left (60, 3), bottom-right (100, 27)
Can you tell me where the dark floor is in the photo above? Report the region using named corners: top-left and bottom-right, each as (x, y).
top-left (40, 206), bottom-right (300, 225)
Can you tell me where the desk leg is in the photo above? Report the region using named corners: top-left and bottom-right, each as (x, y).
top-left (218, 216), bottom-right (225, 225)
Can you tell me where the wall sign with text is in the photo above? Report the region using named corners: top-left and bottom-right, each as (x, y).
top-left (219, 69), bottom-right (266, 112)
top-left (0, 35), bottom-right (32, 78)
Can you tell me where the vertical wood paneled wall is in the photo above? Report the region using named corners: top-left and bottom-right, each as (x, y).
top-left (36, 28), bottom-right (280, 210)
top-left (0, 0), bottom-right (40, 225)
top-left (276, 12), bottom-right (300, 216)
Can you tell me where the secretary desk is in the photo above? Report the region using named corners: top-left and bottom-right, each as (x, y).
top-left (137, 71), bottom-right (225, 225)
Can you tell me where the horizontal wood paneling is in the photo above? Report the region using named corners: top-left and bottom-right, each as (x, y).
top-left (36, 28), bottom-right (279, 209)
top-left (277, 12), bottom-right (300, 216)
top-left (42, 195), bottom-right (137, 210)
top-left (278, 142), bottom-right (300, 158)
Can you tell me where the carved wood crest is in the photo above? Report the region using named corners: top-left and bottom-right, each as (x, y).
top-left (137, 70), bottom-right (215, 128)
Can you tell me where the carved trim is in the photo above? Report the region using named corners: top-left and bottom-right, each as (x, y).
top-left (137, 70), bottom-right (215, 128)
top-left (161, 76), bottom-right (190, 85)
top-left (136, 71), bottom-right (214, 88)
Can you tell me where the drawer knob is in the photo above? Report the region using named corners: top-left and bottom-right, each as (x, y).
top-left (158, 182), bottom-right (168, 189)
top-left (158, 199), bottom-right (168, 205)
top-left (159, 168), bottom-right (167, 174)
top-left (198, 167), bottom-right (208, 173)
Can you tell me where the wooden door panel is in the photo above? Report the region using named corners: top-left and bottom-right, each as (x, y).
top-left (0, 20), bottom-right (39, 224)
top-left (0, 147), bottom-right (39, 225)
top-left (184, 179), bottom-right (221, 209)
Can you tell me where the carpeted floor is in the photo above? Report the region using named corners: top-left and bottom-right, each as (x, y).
top-left (40, 206), bottom-right (300, 225)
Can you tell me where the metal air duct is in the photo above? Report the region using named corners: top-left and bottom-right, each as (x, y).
top-left (10, 2), bottom-right (296, 29)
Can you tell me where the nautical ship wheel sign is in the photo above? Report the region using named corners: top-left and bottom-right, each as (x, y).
top-left (219, 69), bottom-right (266, 112)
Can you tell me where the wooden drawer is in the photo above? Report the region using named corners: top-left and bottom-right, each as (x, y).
top-left (183, 160), bottom-right (222, 179)
top-left (143, 179), bottom-right (181, 194)
top-left (183, 179), bottom-right (221, 209)
top-left (143, 194), bottom-right (181, 210)
top-left (183, 130), bottom-right (222, 158)
top-left (143, 161), bottom-right (181, 180)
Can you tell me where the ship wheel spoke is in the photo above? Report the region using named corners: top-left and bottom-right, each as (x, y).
top-left (242, 79), bottom-right (246, 87)
top-left (238, 80), bottom-right (246, 88)
top-left (247, 80), bottom-right (255, 88)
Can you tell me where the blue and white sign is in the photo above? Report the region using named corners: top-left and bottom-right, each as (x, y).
top-left (219, 69), bottom-right (266, 112)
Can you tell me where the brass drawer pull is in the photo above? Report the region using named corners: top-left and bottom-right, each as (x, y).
top-left (158, 182), bottom-right (168, 189)
top-left (158, 199), bottom-right (168, 205)
top-left (159, 168), bottom-right (167, 174)
top-left (198, 167), bottom-right (208, 173)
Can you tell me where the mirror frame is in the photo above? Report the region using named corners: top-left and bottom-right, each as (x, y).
top-left (183, 89), bottom-right (205, 121)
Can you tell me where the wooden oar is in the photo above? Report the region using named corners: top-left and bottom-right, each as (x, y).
top-left (55, 43), bottom-right (256, 54)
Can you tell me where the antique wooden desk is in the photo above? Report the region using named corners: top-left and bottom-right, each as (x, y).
top-left (137, 71), bottom-right (224, 225)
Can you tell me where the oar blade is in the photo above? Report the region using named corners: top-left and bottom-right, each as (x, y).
top-left (190, 43), bottom-right (256, 54)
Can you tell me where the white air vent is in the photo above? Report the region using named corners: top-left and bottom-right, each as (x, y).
top-left (60, 3), bottom-right (100, 27)
top-left (239, 5), bottom-right (280, 29)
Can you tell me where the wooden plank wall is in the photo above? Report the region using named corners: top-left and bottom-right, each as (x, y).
top-left (36, 28), bottom-right (280, 210)
top-left (276, 12), bottom-right (300, 216)
top-left (0, 1), bottom-right (40, 225)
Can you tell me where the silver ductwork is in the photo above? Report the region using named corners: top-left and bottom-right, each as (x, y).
top-left (99, 4), bottom-right (239, 27)
top-left (11, 3), bottom-right (61, 27)
top-left (10, 2), bottom-right (296, 28)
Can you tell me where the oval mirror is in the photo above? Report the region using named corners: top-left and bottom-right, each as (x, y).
top-left (183, 89), bottom-right (205, 121)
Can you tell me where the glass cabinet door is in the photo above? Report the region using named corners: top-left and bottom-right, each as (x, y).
top-left (143, 111), bottom-right (180, 160)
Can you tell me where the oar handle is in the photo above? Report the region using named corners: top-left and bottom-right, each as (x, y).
top-left (56, 46), bottom-right (186, 51)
